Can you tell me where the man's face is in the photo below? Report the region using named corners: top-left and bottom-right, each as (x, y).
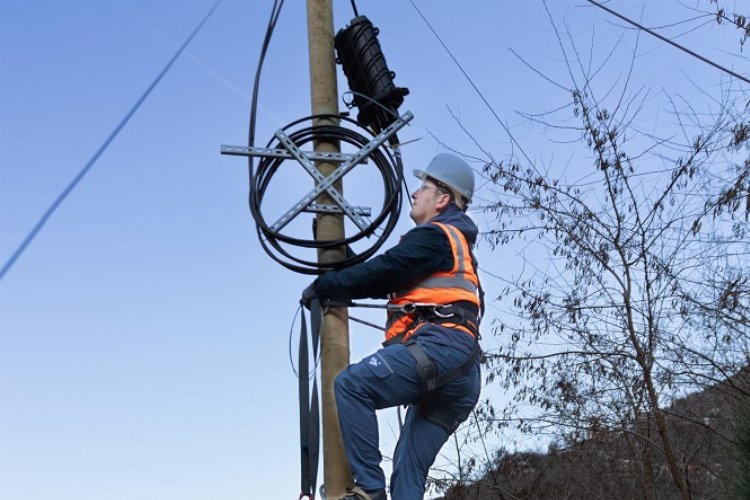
top-left (410, 180), bottom-right (451, 224)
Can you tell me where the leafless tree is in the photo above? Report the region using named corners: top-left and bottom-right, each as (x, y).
top-left (461, 3), bottom-right (750, 499)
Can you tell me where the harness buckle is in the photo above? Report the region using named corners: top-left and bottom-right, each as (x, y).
top-left (391, 302), bottom-right (442, 315)
top-left (431, 304), bottom-right (455, 318)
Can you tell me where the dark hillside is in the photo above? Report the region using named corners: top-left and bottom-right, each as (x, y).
top-left (441, 369), bottom-right (750, 500)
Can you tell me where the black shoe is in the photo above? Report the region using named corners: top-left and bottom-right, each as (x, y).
top-left (366, 490), bottom-right (387, 500)
top-left (344, 487), bottom-right (387, 500)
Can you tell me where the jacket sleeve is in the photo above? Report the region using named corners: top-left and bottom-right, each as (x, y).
top-left (313, 225), bottom-right (453, 300)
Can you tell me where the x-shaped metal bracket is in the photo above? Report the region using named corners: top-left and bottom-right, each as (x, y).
top-left (221, 111), bottom-right (413, 233)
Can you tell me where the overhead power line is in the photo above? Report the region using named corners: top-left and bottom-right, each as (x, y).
top-left (0, 0), bottom-right (224, 282)
top-left (586, 0), bottom-right (750, 86)
top-left (407, 0), bottom-right (537, 171)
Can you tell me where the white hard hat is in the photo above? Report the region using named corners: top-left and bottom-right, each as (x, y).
top-left (414, 153), bottom-right (474, 206)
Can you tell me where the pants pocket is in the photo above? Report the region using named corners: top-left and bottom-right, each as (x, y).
top-left (364, 353), bottom-right (393, 379)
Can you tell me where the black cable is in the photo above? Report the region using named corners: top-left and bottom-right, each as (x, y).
top-left (343, 89), bottom-right (415, 209)
top-left (350, 0), bottom-right (359, 17)
top-left (251, 113), bottom-right (405, 274)
top-left (0, 0), bottom-right (224, 282)
top-left (586, 0), bottom-right (750, 86)
top-left (248, 0), bottom-right (285, 187)
top-left (288, 304), bottom-right (321, 378)
top-left (244, 1), bottom-right (405, 275)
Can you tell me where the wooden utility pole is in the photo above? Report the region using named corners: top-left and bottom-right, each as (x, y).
top-left (306, 0), bottom-right (353, 498)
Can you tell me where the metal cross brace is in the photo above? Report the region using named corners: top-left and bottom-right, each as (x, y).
top-left (221, 111), bottom-right (413, 233)
top-left (220, 146), bottom-right (370, 218)
top-left (220, 145), bottom-right (365, 163)
top-left (271, 111), bottom-right (413, 232)
top-left (272, 129), bottom-right (369, 231)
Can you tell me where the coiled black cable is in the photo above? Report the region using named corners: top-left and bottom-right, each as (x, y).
top-left (245, 0), bottom-right (407, 275)
top-left (251, 113), bottom-right (405, 274)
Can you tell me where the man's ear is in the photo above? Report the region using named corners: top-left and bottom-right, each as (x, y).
top-left (436, 192), bottom-right (452, 210)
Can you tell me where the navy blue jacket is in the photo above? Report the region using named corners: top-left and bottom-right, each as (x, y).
top-left (314, 205), bottom-right (478, 303)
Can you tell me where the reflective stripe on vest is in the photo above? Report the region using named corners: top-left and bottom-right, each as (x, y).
top-left (384, 222), bottom-right (480, 342)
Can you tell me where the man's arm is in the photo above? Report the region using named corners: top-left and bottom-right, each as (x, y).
top-left (313, 225), bottom-right (453, 301)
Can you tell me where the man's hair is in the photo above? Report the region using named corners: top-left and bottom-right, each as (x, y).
top-left (429, 176), bottom-right (467, 211)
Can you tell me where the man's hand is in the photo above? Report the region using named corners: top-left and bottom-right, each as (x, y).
top-left (300, 282), bottom-right (319, 309)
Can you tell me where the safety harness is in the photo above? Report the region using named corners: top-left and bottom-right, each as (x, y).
top-left (386, 302), bottom-right (483, 434)
top-left (382, 302), bottom-right (480, 347)
top-left (330, 299), bottom-right (483, 433)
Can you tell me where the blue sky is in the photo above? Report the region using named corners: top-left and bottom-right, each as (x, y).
top-left (2, 1), bottom-right (743, 499)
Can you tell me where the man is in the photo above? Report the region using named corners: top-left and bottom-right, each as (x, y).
top-left (302, 153), bottom-right (482, 500)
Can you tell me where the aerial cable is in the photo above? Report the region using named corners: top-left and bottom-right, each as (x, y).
top-left (0, 0), bottom-right (224, 282)
top-left (248, 0), bottom-right (285, 185)
top-left (407, 0), bottom-right (538, 172)
top-left (341, 89), bottom-right (415, 208)
top-left (586, 0), bottom-right (750, 86)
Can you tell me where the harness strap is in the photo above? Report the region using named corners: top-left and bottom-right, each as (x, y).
top-left (298, 301), bottom-right (321, 500)
top-left (405, 338), bottom-right (481, 395)
top-left (436, 304), bottom-right (480, 336)
top-left (382, 302), bottom-right (480, 347)
top-left (405, 342), bottom-right (438, 391)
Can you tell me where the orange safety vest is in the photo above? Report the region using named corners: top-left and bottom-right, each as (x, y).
top-left (384, 221), bottom-right (480, 344)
